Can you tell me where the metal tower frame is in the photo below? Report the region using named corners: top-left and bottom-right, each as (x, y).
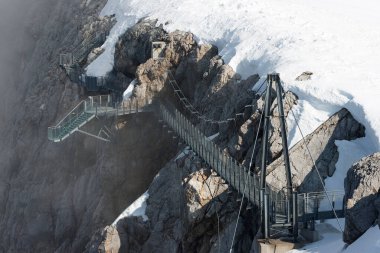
top-left (260, 73), bottom-right (298, 241)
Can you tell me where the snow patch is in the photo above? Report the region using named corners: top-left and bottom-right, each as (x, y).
top-left (112, 191), bottom-right (149, 225)
top-left (175, 147), bottom-right (191, 161)
top-left (207, 132), bottom-right (220, 141)
top-left (123, 79), bottom-right (136, 100)
top-left (290, 221), bottom-right (380, 253)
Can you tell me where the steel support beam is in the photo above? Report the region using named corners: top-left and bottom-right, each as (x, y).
top-left (275, 75), bottom-right (293, 198)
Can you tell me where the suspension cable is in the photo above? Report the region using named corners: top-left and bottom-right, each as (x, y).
top-left (280, 80), bottom-right (344, 233)
top-left (229, 97), bottom-right (265, 252)
top-left (167, 70), bottom-right (266, 126)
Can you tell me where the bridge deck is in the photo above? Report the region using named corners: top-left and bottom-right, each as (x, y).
top-left (48, 95), bottom-right (345, 226)
top-left (158, 104), bottom-right (345, 225)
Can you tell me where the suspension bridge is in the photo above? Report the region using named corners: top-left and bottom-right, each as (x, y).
top-left (49, 66), bottom-right (345, 249)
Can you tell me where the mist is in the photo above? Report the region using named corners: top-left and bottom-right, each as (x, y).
top-left (0, 0), bottom-right (28, 127)
top-left (0, 0), bottom-right (50, 136)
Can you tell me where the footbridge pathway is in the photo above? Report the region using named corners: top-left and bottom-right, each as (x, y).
top-left (48, 72), bottom-right (345, 241)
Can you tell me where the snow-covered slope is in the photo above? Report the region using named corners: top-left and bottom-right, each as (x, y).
top-left (87, 0), bottom-right (380, 250)
top-left (88, 0), bottom-right (379, 149)
top-left (290, 219), bottom-right (380, 253)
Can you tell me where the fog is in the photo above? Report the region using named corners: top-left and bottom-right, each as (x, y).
top-left (0, 0), bottom-right (29, 127)
top-left (0, 0), bottom-right (50, 137)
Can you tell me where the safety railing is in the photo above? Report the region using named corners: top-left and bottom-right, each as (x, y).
top-left (48, 99), bottom-right (89, 141)
top-left (157, 103), bottom-right (345, 224)
top-left (59, 28), bottom-right (111, 69)
top-left (85, 94), bottom-right (112, 113)
top-left (48, 95), bottom-right (157, 142)
top-left (297, 190), bottom-right (345, 221)
top-left (72, 31), bottom-right (109, 64)
top-left (158, 103), bottom-right (283, 205)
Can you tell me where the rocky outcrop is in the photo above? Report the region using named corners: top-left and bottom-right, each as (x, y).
top-left (344, 152), bottom-right (380, 244)
top-left (114, 19), bottom-right (168, 76)
top-left (266, 108), bottom-right (365, 193)
top-left (224, 90), bottom-right (297, 169)
top-left (87, 150), bottom-right (258, 253)
top-left (113, 19), bottom-right (260, 138)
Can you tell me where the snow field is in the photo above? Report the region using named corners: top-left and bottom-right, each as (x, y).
top-left (90, 0), bottom-right (380, 251)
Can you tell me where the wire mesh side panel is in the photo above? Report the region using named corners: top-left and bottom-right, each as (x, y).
top-left (48, 100), bottom-right (88, 141)
top-left (159, 104), bottom-right (264, 206)
top-left (297, 191), bottom-right (345, 220)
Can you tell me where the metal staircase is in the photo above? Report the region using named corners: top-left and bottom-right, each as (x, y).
top-left (48, 95), bottom-right (153, 142)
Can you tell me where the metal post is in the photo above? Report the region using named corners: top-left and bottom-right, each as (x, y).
top-left (286, 195), bottom-right (291, 223)
top-left (247, 168), bottom-right (251, 202)
top-left (292, 191), bottom-right (298, 242)
top-left (332, 192), bottom-right (336, 209)
top-left (274, 74), bottom-right (294, 225)
top-left (264, 193), bottom-right (270, 239)
top-left (314, 197), bottom-right (319, 220)
top-left (227, 157), bottom-right (232, 184)
top-left (232, 160), bottom-right (236, 190)
top-left (260, 189), bottom-right (265, 236)
top-left (303, 193), bottom-right (308, 228)
top-left (260, 75), bottom-right (272, 235)
top-left (252, 173), bottom-right (256, 203)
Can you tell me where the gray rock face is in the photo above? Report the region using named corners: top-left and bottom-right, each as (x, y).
top-left (266, 108), bottom-right (365, 193)
top-left (0, 1), bottom-right (178, 252)
top-left (224, 89), bottom-right (297, 170)
top-left (0, 1), bottom-right (371, 252)
top-left (344, 152), bottom-right (380, 244)
top-left (87, 151), bottom-right (258, 253)
top-left (114, 19), bottom-right (167, 76)
top-left (113, 19), bottom-right (260, 139)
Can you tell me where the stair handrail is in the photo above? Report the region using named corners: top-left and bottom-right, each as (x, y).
top-left (49, 99), bottom-right (87, 130)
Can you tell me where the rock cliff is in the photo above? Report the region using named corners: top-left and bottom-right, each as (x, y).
top-left (0, 1), bottom-right (175, 252)
top-left (344, 152), bottom-right (380, 244)
top-left (0, 0), bottom-right (375, 252)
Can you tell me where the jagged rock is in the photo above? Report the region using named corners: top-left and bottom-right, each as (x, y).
top-left (266, 108), bottom-right (365, 193)
top-left (267, 91), bottom-right (298, 162)
top-left (226, 96), bottom-right (264, 162)
top-left (75, 15), bottom-right (115, 66)
top-left (175, 43), bottom-right (218, 99)
top-left (165, 30), bottom-right (197, 66)
top-left (186, 169), bottom-right (228, 223)
top-left (87, 151), bottom-right (257, 253)
top-left (344, 152), bottom-right (380, 244)
top-left (119, 20), bottom-right (259, 135)
top-left (114, 19), bottom-right (167, 76)
top-left (295, 71), bottom-right (313, 81)
top-left (224, 89), bottom-right (297, 167)
top-left (98, 226), bottom-right (121, 253)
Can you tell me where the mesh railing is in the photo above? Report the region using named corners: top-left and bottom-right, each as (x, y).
top-left (158, 103), bottom-right (344, 223)
top-left (297, 190), bottom-right (345, 216)
top-left (158, 103), bottom-right (284, 205)
top-left (48, 100), bottom-right (88, 141)
top-left (48, 95), bottom-right (155, 141)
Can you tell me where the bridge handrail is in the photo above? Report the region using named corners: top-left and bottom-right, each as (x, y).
top-left (49, 99), bottom-right (86, 129)
top-left (48, 99), bottom-right (87, 140)
top-left (158, 103), bottom-right (283, 205)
